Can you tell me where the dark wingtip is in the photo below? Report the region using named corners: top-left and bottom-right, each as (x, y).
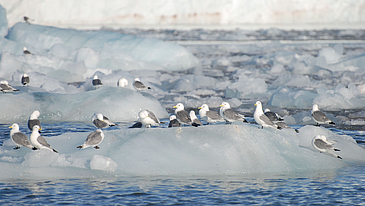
top-left (334, 148), bottom-right (340, 151)
top-left (13, 146), bottom-right (20, 150)
top-left (53, 149), bottom-right (58, 153)
top-left (32, 147), bottom-right (38, 150)
top-left (278, 118), bottom-right (284, 121)
top-left (329, 122), bottom-right (335, 125)
top-left (94, 146), bottom-right (100, 149)
top-left (337, 156), bottom-right (342, 159)
top-left (243, 119), bottom-right (248, 123)
top-left (76, 146), bottom-right (82, 149)
top-left (192, 123), bottom-right (200, 127)
top-left (147, 87), bottom-right (151, 89)
top-left (295, 129), bottom-right (299, 133)
top-left (277, 126), bottom-right (282, 130)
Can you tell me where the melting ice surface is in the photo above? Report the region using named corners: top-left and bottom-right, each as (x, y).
top-left (0, 4), bottom-right (364, 180)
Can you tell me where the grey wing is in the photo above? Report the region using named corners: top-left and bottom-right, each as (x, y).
top-left (264, 112), bottom-right (278, 122)
top-left (177, 110), bottom-right (192, 124)
top-left (28, 119), bottom-right (41, 130)
top-left (275, 121), bottom-right (290, 129)
top-left (92, 79), bottom-right (102, 86)
top-left (206, 111), bottom-right (223, 120)
top-left (259, 114), bottom-right (276, 126)
top-left (134, 81), bottom-right (145, 89)
top-left (12, 132), bottom-right (32, 148)
top-left (193, 118), bottom-right (203, 125)
top-left (103, 115), bottom-right (110, 121)
top-left (312, 111), bottom-right (330, 122)
top-left (313, 139), bottom-right (332, 150)
top-left (0, 84), bottom-right (11, 90)
top-left (37, 136), bottom-right (51, 148)
top-left (22, 76), bottom-right (30, 85)
top-left (169, 119), bottom-right (181, 127)
top-left (147, 110), bottom-right (159, 123)
top-left (224, 109), bottom-right (243, 120)
top-left (93, 119), bottom-right (108, 128)
top-left (85, 131), bottom-right (103, 145)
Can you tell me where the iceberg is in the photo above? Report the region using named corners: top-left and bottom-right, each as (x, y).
top-left (0, 123), bottom-right (364, 179)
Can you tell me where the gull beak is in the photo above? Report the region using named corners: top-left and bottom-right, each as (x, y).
top-left (39, 128), bottom-right (42, 131)
top-left (254, 103), bottom-right (257, 106)
top-left (220, 104), bottom-right (223, 107)
top-left (9, 126), bottom-right (12, 128)
top-left (173, 106), bottom-right (177, 108)
top-left (198, 107), bottom-right (202, 109)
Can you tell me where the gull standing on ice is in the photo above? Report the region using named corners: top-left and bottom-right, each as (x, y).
top-left (254, 101), bottom-right (281, 129)
top-left (264, 108), bottom-right (284, 122)
top-left (30, 125), bottom-right (58, 153)
top-left (189, 111), bottom-right (203, 126)
top-left (77, 129), bottom-right (104, 149)
top-left (92, 113), bottom-right (116, 129)
top-left (0, 81), bottom-right (19, 93)
top-left (133, 78), bottom-right (151, 91)
top-left (117, 78), bottom-right (128, 87)
top-left (312, 135), bottom-right (342, 159)
top-left (23, 47), bottom-right (32, 55)
top-left (219, 102), bottom-right (247, 123)
top-left (9, 123), bottom-right (36, 150)
top-left (138, 109), bottom-right (160, 128)
top-left (28, 110), bottom-right (41, 131)
top-left (168, 115), bottom-right (181, 128)
top-left (311, 104), bottom-right (335, 126)
top-left (198, 104), bottom-right (224, 124)
top-left (21, 73), bottom-right (30, 86)
top-left (92, 75), bottom-right (103, 89)
top-left (174, 103), bottom-right (198, 127)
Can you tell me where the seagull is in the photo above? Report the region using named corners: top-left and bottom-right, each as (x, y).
top-left (133, 78), bottom-right (151, 91)
top-left (0, 81), bottom-right (19, 93)
top-left (312, 135), bottom-right (342, 159)
top-left (77, 129), bottom-right (104, 149)
top-left (189, 111), bottom-right (203, 126)
top-left (254, 101), bottom-right (281, 129)
top-left (264, 108), bottom-right (284, 122)
top-left (219, 102), bottom-right (247, 123)
top-left (311, 104), bottom-right (335, 126)
top-left (173, 103), bottom-right (198, 127)
top-left (168, 115), bottom-right (181, 128)
top-left (198, 104), bottom-right (224, 124)
top-left (30, 125), bottom-right (58, 153)
top-left (92, 75), bottom-right (103, 89)
top-left (28, 110), bottom-right (42, 131)
top-left (21, 73), bottom-right (30, 86)
top-left (9, 123), bottom-right (36, 150)
top-left (23, 47), bottom-right (32, 55)
top-left (138, 109), bottom-right (160, 128)
top-left (117, 78), bottom-right (128, 87)
top-left (92, 113), bottom-right (116, 129)
top-left (23, 16), bottom-right (34, 24)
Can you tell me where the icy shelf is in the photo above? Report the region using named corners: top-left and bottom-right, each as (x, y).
top-left (0, 124), bottom-right (364, 179)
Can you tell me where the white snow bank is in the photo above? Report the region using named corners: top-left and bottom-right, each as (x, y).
top-left (1, 0), bottom-right (364, 29)
top-left (0, 86), bottom-right (168, 123)
top-left (0, 4), bottom-right (7, 37)
top-left (0, 123), bottom-right (363, 179)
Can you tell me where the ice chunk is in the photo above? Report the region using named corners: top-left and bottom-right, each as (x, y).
top-left (268, 86), bottom-right (316, 109)
top-left (0, 86), bottom-right (168, 123)
top-left (90, 155), bottom-right (117, 172)
top-left (225, 74), bottom-right (268, 99)
top-left (7, 23), bottom-right (199, 71)
top-left (0, 5), bottom-right (7, 37)
top-left (21, 149), bottom-right (59, 167)
top-left (318, 46), bottom-right (343, 64)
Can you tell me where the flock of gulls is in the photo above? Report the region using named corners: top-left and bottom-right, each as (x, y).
top-left (4, 65), bottom-right (341, 159)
